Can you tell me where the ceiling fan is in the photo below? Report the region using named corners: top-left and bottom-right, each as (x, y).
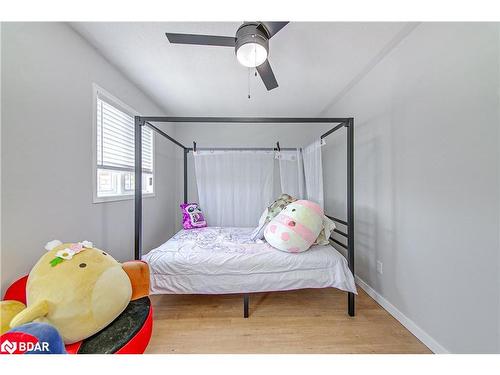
top-left (165, 22), bottom-right (289, 91)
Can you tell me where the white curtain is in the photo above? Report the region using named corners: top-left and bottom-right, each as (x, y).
top-left (194, 150), bottom-right (274, 227)
top-left (302, 139), bottom-right (324, 209)
top-left (278, 149), bottom-right (305, 199)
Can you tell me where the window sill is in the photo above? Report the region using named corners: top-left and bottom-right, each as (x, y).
top-left (93, 193), bottom-right (155, 204)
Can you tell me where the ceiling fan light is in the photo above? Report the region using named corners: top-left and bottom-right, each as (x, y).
top-left (236, 42), bottom-right (268, 68)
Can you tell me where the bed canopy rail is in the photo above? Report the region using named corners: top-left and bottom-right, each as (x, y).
top-left (189, 141), bottom-right (298, 153)
top-left (134, 116), bottom-right (355, 317)
top-left (186, 147), bottom-right (298, 152)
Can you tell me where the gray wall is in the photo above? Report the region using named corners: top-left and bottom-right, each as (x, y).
top-left (323, 23), bottom-right (500, 353)
top-left (497, 24), bottom-right (500, 353)
top-left (1, 23), bottom-right (177, 295)
top-left (2, 22), bottom-right (499, 353)
top-left (173, 123), bottom-right (334, 231)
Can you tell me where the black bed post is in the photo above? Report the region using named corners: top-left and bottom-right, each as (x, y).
top-left (243, 294), bottom-right (249, 318)
top-left (183, 148), bottom-right (188, 204)
top-left (134, 116), bottom-right (143, 261)
top-left (133, 116), bottom-right (355, 318)
top-left (347, 117), bottom-right (355, 316)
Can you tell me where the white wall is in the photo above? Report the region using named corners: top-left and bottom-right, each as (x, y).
top-left (1, 23), bottom-right (177, 295)
top-left (323, 23), bottom-right (500, 353)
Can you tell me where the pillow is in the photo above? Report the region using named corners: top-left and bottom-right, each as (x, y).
top-left (250, 194), bottom-right (297, 241)
top-left (264, 200), bottom-right (323, 253)
top-left (250, 208), bottom-right (269, 241)
top-left (180, 203), bottom-right (207, 229)
top-left (315, 215), bottom-right (336, 245)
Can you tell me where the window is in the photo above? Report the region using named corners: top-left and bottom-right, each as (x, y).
top-left (93, 85), bottom-right (154, 202)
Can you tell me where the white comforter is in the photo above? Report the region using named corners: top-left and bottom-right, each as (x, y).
top-left (143, 227), bottom-right (357, 295)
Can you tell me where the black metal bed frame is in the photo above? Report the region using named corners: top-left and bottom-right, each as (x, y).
top-left (134, 116), bottom-right (355, 318)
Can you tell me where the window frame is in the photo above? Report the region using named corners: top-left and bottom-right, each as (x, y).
top-left (92, 84), bottom-right (155, 203)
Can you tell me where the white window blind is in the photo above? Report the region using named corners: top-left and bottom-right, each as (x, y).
top-left (94, 88), bottom-right (154, 202)
top-left (96, 95), bottom-right (153, 173)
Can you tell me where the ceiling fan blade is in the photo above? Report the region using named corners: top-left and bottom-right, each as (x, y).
top-left (256, 60), bottom-right (278, 91)
top-left (165, 33), bottom-right (236, 47)
top-left (258, 22), bottom-right (289, 38)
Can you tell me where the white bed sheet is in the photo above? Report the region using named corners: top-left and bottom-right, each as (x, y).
top-left (142, 227), bottom-right (357, 295)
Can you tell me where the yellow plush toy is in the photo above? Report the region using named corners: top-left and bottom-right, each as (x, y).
top-left (8, 240), bottom-right (149, 344)
top-left (0, 300), bottom-right (26, 334)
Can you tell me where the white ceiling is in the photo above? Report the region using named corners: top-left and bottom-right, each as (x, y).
top-left (71, 22), bottom-right (410, 116)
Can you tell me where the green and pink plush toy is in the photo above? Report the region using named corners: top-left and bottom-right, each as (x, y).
top-left (264, 200), bottom-right (324, 253)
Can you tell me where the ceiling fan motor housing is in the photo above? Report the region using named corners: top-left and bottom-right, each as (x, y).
top-left (165, 21), bottom-right (283, 89)
top-left (235, 23), bottom-right (269, 56)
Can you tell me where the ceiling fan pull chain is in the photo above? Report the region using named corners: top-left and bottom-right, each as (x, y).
top-left (247, 67), bottom-right (251, 99)
top-left (165, 21), bottom-right (287, 92)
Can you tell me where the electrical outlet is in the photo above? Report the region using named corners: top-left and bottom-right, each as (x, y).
top-left (376, 260), bottom-right (383, 275)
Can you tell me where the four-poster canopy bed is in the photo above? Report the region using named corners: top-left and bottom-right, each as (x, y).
top-left (134, 116), bottom-right (355, 318)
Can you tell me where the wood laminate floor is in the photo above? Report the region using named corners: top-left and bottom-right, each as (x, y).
top-left (146, 288), bottom-right (431, 354)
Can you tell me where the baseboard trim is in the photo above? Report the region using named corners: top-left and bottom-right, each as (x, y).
top-left (355, 275), bottom-right (449, 354)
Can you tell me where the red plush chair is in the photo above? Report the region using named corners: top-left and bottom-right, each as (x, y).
top-left (3, 274), bottom-right (153, 354)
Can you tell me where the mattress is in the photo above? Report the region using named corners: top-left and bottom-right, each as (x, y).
top-left (142, 227), bottom-right (357, 295)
